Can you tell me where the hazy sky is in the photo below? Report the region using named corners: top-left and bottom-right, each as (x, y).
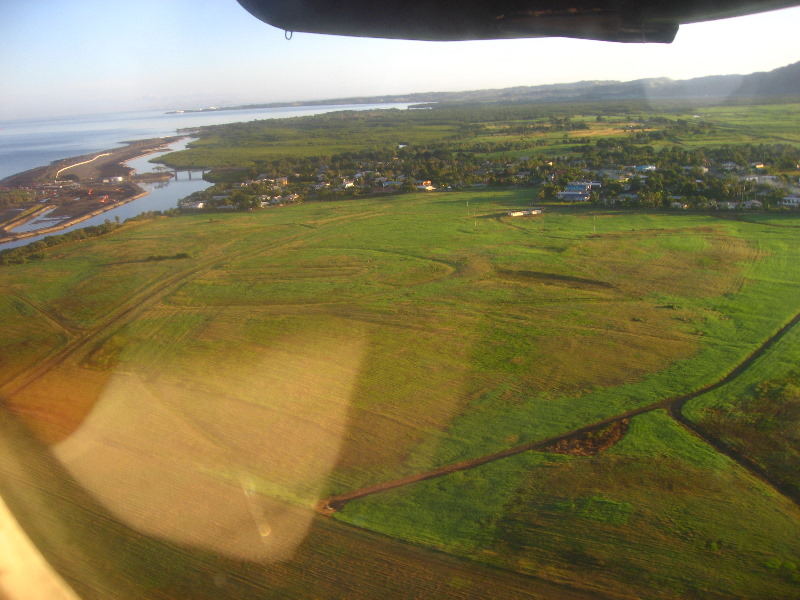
top-left (1, 0), bottom-right (798, 120)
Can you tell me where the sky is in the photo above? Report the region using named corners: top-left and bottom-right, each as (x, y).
top-left (0, 0), bottom-right (798, 120)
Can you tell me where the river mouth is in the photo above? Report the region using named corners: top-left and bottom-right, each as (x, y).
top-left (0, 138), bottom-right (211, 251)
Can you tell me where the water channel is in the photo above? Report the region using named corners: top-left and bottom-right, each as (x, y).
top-left (0, 138), bottom-right (210, 251)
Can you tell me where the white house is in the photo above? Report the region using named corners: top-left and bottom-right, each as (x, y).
top-left (779, 194), bottom-right (800, 208)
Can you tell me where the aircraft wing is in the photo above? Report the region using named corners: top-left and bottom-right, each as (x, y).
top-left (236, 0), bottom-right (799, 43)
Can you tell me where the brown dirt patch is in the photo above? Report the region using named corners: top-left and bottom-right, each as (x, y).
top-left (542, 419), bottom-right (630, 456)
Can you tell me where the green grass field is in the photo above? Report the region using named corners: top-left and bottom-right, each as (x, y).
top-left (155, 101), bottom-right (800, 170)
top-left (2, 190), bottom-right (800, 598)
top-left (338, 410), bottom-right (800, 599)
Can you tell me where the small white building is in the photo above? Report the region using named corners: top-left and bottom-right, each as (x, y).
top-left (508, 208), bottom-right (543, 217)
top-left (740, 200), bottom-right (762, 209)
top-left (181, 200), bottom-right (205, 210)
top-left (779, 194), bottom-right (800, 208)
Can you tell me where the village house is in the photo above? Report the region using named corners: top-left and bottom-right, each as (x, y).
top-left (780, 194), bottom-right (800, 208)
top-left (181, 200), bottom-right (205, 210)
top-left (739, 200), bottom-right (763, 209)
top-left (717, 201), bottom-right (740, 210)
top-left (557, 181), bottom-right (592, 202)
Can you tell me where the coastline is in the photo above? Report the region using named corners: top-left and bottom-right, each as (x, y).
top-left (0, 137), bottom-right (187, 244)
top-left (0, 136), bottom-right (183, 187)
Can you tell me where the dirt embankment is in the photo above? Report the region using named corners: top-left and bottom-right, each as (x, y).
top-left (542, 419), bottom-right (630, 456)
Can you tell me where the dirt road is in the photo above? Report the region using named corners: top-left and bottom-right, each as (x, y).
top-left (318, 307), bottom-right (800, 514)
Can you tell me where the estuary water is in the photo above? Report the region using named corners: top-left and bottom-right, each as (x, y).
top-left (0, 102), bottom-right (412, 250)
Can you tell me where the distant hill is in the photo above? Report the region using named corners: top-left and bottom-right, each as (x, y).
top-left (170, 61), bottom-right (800, 114)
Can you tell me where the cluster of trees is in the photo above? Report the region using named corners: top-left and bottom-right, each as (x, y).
top-left (573, 141), bottom-right (799, 174)
top-left (0, 189), bottom-right (35, 208)
top-left (0, 220), bottom-right (121, 266)
top-left (182, 137), bottom-right (798, 211)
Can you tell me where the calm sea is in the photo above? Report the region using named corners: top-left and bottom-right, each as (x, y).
top-left (0, 103), bottom-right (411, 250)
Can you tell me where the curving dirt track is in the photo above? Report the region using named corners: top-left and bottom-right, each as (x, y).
top-left (318, 307), bottom-right (800, 514)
